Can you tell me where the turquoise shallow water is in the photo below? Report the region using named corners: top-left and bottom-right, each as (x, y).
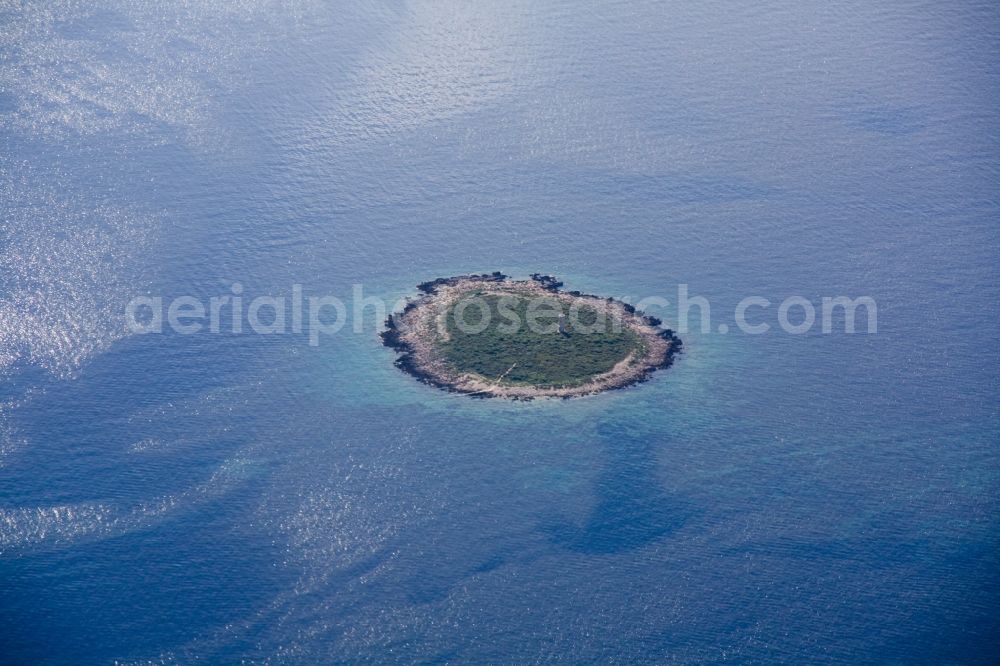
top-left (1, 0), bottom-right (999, 663)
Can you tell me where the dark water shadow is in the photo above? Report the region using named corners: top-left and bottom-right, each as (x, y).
top-left (835, 94), bottom-right (926, 136)
top-left (543, 420), bottom-right (691, 555)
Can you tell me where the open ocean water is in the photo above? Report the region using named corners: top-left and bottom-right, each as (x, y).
top-left (1, 1), bottom-right (998, 663)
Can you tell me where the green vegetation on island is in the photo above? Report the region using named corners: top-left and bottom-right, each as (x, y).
top-left (441, 294), bottom-right (642, 387)
top-left (381, 273), bottom-right (681, 399)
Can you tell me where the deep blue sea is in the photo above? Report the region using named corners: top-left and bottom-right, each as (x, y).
top-left (2, 1), bottom-right (999, 663)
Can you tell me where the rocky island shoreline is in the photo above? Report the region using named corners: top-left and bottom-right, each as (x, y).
top-left (381, 273), bottom-right (681, 399)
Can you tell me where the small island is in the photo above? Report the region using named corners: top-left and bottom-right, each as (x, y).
top-left (381, 273), bottom-right (681, 398)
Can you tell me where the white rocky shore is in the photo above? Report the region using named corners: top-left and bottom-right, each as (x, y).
top-left (381, 274), bottom-right (681, 399)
